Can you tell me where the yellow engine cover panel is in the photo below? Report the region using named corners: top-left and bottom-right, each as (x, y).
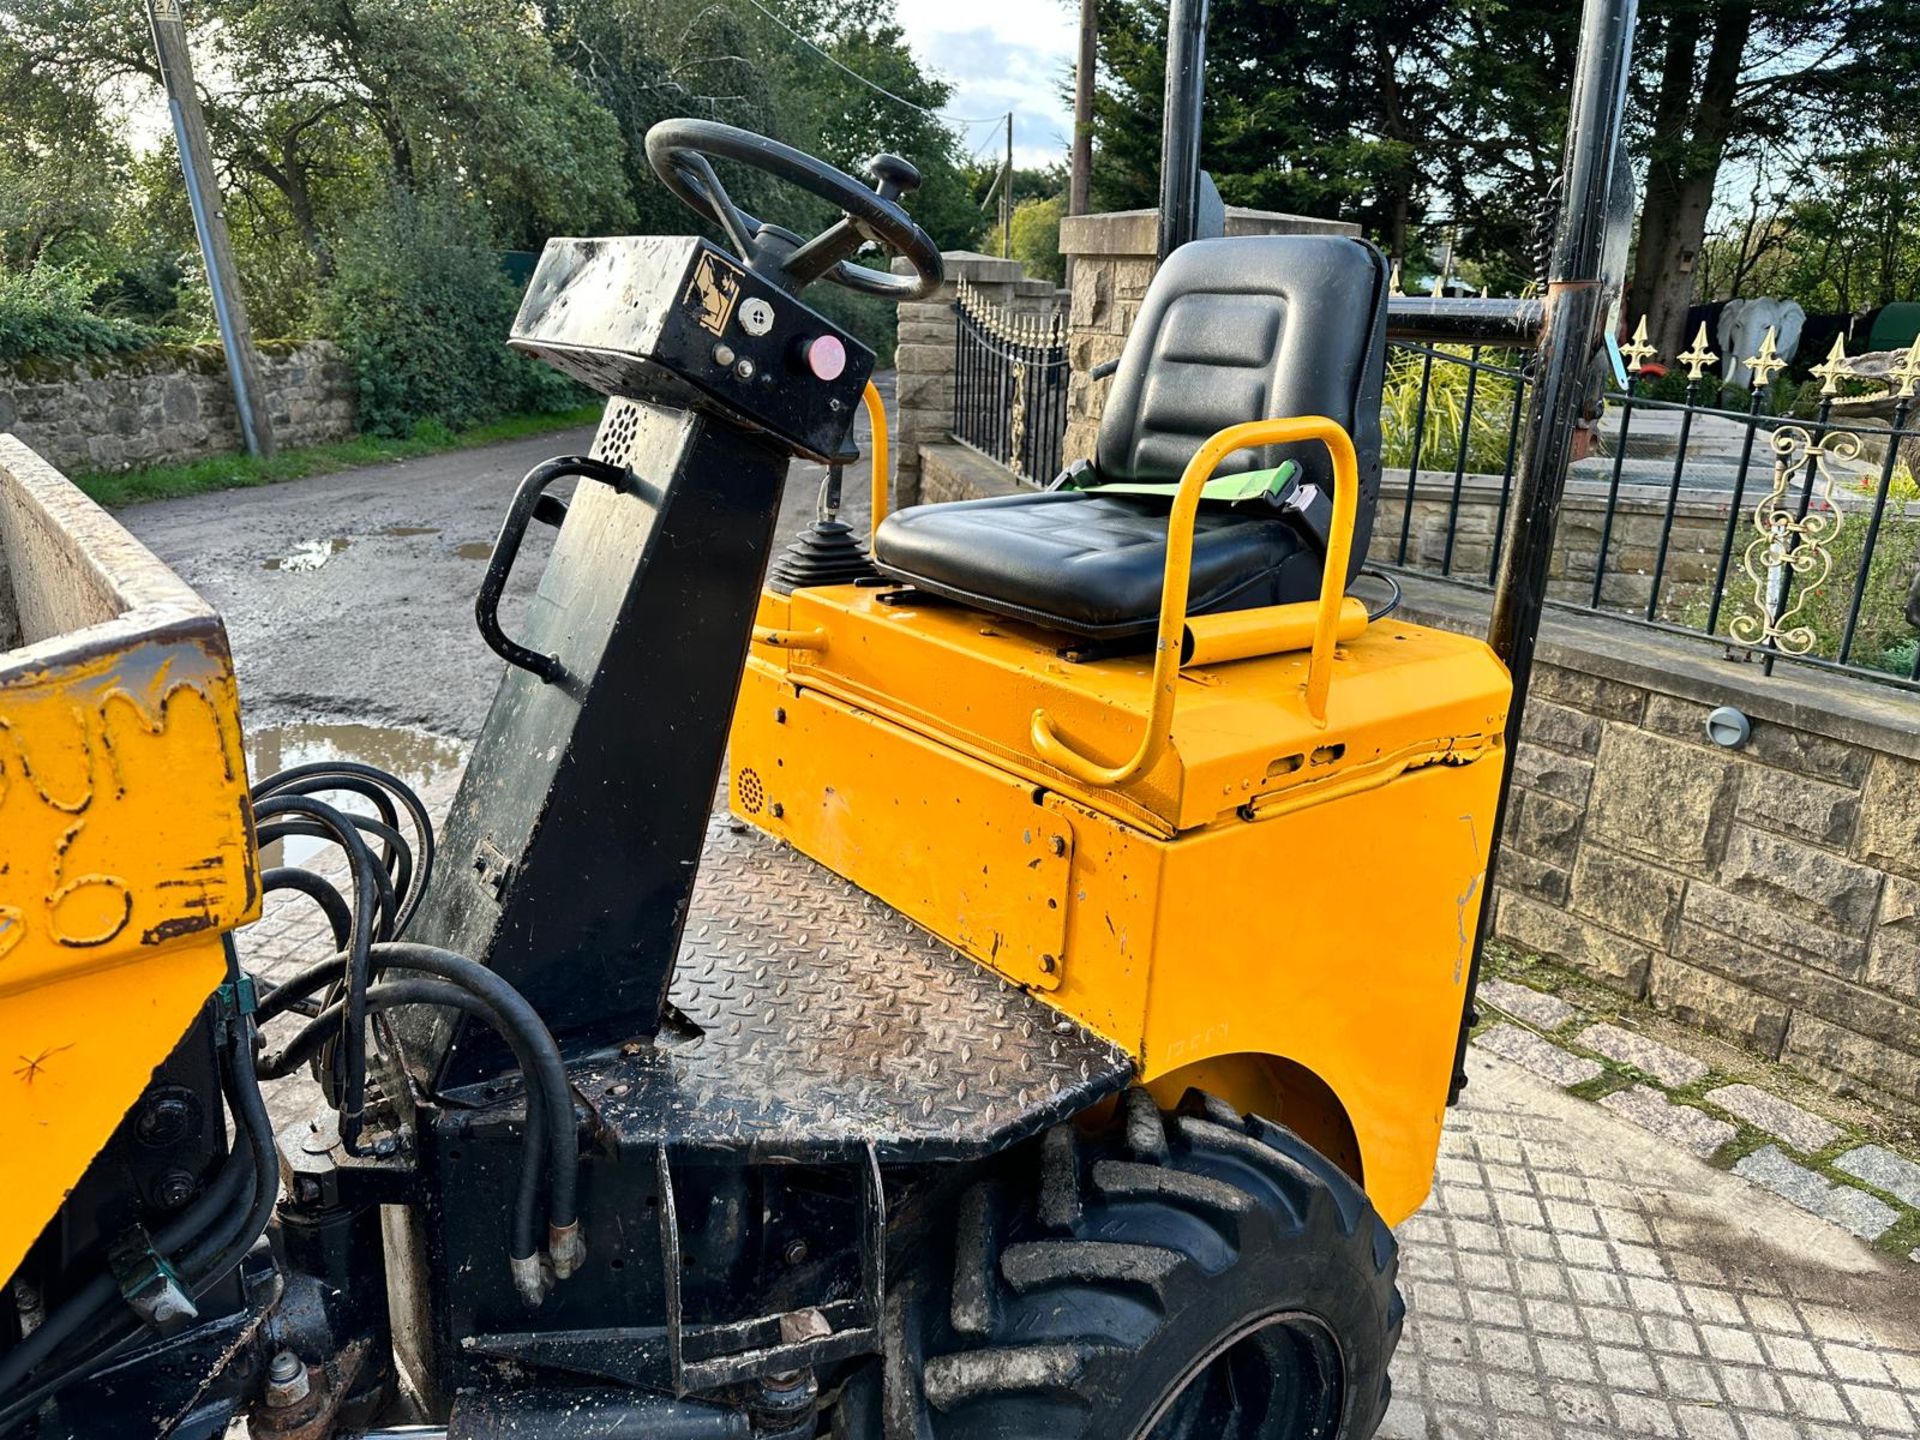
top-left (733, 583), bottom-right (1510, 1224)
top-left (1, 437), bottom-right (258, 1284)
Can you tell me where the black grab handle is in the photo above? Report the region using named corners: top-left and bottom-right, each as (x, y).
top-left (476, 455), bottom-right (628, 683)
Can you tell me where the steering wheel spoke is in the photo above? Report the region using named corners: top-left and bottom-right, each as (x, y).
top-left (670, 152), bottom-right (758, 262)
top-left (645, 120), bottom-right (943, 303)
top-left (781, 215), bottom-right (866, 287)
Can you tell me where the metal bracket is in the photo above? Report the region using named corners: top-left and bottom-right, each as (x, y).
top-left (109, 1227), bottom-right (198, 1328)
top-left (217, 973), bottom-right (258, 1017)
top-left (652, 1144), bottom-right (887, 1397)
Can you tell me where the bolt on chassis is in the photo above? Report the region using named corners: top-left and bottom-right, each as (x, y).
top-left (0, 90), bottom-right (1658, 1436)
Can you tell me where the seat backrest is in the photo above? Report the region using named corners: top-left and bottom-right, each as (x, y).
top-left (1094, 234), bottom-right (1389, 581)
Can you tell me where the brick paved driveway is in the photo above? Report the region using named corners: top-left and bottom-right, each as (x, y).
top-left (1388, 1048), bottom-right (1920, 1438)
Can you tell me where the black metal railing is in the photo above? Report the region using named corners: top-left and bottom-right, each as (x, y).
top-left (951, 280), bottom-right (1070, 486)
top-left (1378, 333), bottom-right (1920, 693)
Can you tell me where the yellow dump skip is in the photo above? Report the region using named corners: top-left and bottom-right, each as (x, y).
top-left (0, 436), bottom-right (258, 1285)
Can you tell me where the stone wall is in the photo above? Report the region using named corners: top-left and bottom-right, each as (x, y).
top-left (1374, 472), bottom-right (1742, 613)
top-left (889, 252), bottom-right (1066, 506)
top-left (1400, 582), bottom-right (1920, 1112)
top-left (0, 340), bottom-right (357, 474)
top-left (1058, 207), bottom-right (1360, 464)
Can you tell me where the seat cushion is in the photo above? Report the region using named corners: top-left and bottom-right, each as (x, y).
top-left (1096, 234), bottom-right (1388, 582)
top-left (875, 491), bottom-right (1322, 640)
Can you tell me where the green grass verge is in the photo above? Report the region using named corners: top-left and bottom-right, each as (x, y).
top-left (74, 405), bottom-right (604, 508)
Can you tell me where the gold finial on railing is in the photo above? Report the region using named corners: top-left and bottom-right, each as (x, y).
top-left (1811, 334), bottom-right (1853, 397)
top-left (1894, 345), bottom-right (1920, 400)
top-left (1388, 260), bottom-right (1403, 297)
top-left (1620, 315), bottom-right (1658, 373)
top-left (1678, 323), bottom-right (1719, 383)
top-left (1745, 326), bottom-right (1787, 389)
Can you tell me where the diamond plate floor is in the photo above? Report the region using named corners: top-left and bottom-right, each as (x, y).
top-left (573, 807), bottom-right (1133, 1160)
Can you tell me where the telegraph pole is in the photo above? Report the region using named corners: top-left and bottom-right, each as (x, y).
top-left (1069, 0), bottom-right (1097, 217)
top-left (1001, 113), bottom-right (1014, 259)
top-left (147, 0), bottom-right (276, 458)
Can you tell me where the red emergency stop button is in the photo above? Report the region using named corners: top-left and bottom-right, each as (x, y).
top-left (800, 334), bottom-right (847, 382)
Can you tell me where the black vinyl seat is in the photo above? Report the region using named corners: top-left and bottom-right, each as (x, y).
top-left (874, 234), bottom-right (1390, 641)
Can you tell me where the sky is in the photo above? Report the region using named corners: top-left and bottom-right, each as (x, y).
top-left (893, 0), bottom-right (1080, 170)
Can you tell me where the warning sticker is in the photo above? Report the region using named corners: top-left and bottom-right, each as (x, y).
top-left (683, 250), bottom-right (746, 337)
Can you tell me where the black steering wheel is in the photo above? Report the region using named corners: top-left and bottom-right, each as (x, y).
top-left (645, 119), bottom-right (944, 303)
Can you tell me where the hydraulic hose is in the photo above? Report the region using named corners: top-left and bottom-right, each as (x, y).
top-left (259, 814), bottom-right (413, 922)
top-left (252, 760), bottom-right (435, 931)
top-left (262, 866), bottom-right (353, 951)
top-left (252, 792), bottom-right (385, 1148)
top-left (255, 798), bottom-right (397, 937)
top-left (260, 978), bottom-right (546, 1267)
top-left (365, 944), bottom-right (579, 1236)
top-left (178, 980), bottom-right (281, 1290)
top-left (253, 941), bottom-right (576, 1271)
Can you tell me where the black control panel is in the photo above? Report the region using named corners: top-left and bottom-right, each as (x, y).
top-left (509, 235), bottom-right (876, 463)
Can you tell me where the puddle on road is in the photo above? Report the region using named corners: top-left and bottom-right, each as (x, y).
top-left (454, 541), bottom-right (494, 560)
top-left (263, 537), bottom-right (352, 572)
top-left (247, 721), bottom-right (469, 870)
top-left (381, 526), bottom-right (441, 537)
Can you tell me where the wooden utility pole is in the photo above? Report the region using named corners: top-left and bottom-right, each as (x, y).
top-left (147, 0), bottom-right (276, 458)
top-left (1001, 114), bottom-right (1014, 260)
top-left (1069, 0), bottom-right (1097, 216)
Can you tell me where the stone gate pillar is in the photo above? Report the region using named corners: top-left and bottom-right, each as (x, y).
top-left (1058, 207), bottom-right (1361, 464)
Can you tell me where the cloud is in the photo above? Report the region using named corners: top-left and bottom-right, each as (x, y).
top-left (895, 1), bottom-right (1079, 168)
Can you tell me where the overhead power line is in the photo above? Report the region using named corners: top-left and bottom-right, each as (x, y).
top-left (731, 0), bottom-right (1010, 128)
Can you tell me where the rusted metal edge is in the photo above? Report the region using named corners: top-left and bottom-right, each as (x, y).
top-left (0, 434), bottom-right (234, 679)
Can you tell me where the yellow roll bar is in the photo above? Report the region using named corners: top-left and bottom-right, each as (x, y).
top-left (1030, 415), bottom-right (1362, 787)
top-left (864, 379), bottom-right (888, 540)
top-left (1182, 595), bottom-right (1369, 669)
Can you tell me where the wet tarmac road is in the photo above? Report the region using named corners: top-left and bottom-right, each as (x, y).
top-left (120, 382), bottom-right (883, 740)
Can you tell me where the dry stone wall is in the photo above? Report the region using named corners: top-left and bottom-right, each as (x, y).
top-left (0, 341), bottom-right (356, 473)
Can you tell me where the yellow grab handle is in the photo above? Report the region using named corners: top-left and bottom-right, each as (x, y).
top-left (1183, 595), bottom-right (1368, 668)
top-left (864, 380), bottom-right (889, 540)
top-left (752, 625), bottom-right (829, 651)
top-left (1030, 416), bottom-right (1362, 788)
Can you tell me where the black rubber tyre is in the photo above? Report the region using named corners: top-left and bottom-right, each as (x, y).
top-left (892, 1088), bottom-right (1402, 1440)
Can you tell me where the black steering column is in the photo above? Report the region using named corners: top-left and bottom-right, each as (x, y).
top-left (401, 123), bottom-right (939, 1099)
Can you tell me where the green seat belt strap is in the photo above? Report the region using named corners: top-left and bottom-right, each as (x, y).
top-left (1064, 459), bottom-right (1300, 504)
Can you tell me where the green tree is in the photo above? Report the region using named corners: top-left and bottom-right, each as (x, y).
top-left (1, 0), bottom-right (635, 268)
top-left (1088, 0), bottom-right (1459, 258)
top-left (1426, 0), bottom-right (1580, 293)
top-left (1698, 123), bottom-right (1920, 315)
top-left (1008, 195), bottom-right (1065, 283)
top-left (543, 0), bottom-right (977, 251)
top-left (316, 186), bottom-right (584, 436)
top-left (1619, 0), bottom-right (1920, 353)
